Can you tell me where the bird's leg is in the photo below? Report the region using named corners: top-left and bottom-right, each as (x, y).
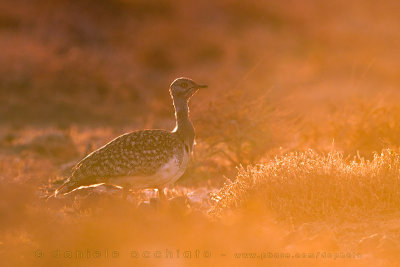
top-left (122, 184), bottom-right (132, 200)
top-left (122, 188), bottom-right (128, 200)
top-left (157, 187), bottom-right (167, 201)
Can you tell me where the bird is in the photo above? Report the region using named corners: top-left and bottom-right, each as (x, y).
top-left (54, 77), bottom-right (207, 200)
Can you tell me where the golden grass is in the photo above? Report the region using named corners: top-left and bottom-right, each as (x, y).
top-left (3, 143), bottom-right (400, 266)
top-left (210, 149), bottom-right (400, 222)
top-left (3, 0), bottom-right (400, 265)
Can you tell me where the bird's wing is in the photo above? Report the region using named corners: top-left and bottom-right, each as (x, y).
top-left (70, 130), bottom-right (183, 183)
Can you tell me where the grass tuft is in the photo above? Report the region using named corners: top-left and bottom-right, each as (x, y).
top-left (210, 149), bottom-right (400, 222)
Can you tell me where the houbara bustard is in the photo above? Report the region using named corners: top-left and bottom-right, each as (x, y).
top-left (54, 77), bottom-right (207, 200)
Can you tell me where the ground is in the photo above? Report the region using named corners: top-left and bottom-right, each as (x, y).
top-left (1, 128), bottom-right (400, 266)
top-left (2, 0), bottom-right (400, 266)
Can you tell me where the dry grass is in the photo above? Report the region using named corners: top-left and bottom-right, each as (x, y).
top-left (210, 149), bottom-right (400, 221)
top-left (2, 128), bottom-right (400, 266)
top-left (300, 102), bottom-right (400, 157)
top-left (3, 0), bottom-right (400, 266)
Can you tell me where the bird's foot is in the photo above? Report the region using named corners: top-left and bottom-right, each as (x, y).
top-left (122, 186), bottom-right (132, 201)
top-left (157, 188), bottom-right (168, 202)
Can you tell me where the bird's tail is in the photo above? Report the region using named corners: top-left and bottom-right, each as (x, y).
top-left (54, 178), bottom-right (77, 197)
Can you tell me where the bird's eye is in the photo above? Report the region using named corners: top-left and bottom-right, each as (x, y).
top-left (181, 82), bottom-right (188, 88)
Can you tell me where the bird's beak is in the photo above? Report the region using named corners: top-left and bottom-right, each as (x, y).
top-left (195, 84), bottom-right (208, 89)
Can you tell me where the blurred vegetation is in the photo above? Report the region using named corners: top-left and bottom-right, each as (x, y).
top-left (1, 0), bottom-right (400, 183)
top-left (195, 91), bottom-right (277, 166)
top-left (2, 0), bottom-right (400, 265)
top-left (2, 0), bottom-right (400, 167)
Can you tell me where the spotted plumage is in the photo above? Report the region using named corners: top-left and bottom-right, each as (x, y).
top-left (55, 77), bottom-right (207, 198)
top-left (65, 130), bottom-right (185, 188)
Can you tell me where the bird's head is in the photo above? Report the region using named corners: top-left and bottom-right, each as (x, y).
top-left (170, 77), bottom-right (207, 101)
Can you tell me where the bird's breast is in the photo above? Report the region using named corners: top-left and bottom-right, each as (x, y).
top-left (156, 146), bottom-right (191, 185)
top-left (112, 147), bottom-right (191, 189)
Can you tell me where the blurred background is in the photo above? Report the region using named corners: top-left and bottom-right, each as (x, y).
top-left (2, 0), bottom-right (400, 156)
top-left (3, 0), bottom-right (400, 266)
top-left (3, 0), bottom-right (400, 179)
top-left (2, 0), bottom-right (400, 196)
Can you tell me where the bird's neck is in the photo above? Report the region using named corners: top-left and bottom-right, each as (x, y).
top-left (173, 97), bottom-right (195, 149)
